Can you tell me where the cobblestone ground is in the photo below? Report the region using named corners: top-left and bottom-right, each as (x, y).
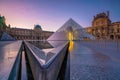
top-left (70, 41), bottom-right (120, 80)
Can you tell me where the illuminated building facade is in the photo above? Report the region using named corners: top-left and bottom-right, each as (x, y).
top-left (86, 11), bottom-right (120, 40)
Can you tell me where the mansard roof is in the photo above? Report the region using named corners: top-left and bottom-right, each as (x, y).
top-left (93, 12), bottom-right (109, 20)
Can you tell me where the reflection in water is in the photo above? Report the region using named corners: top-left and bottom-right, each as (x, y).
top-left (69, 41), bottom-right (74, 52)
top-left (48, 40), bottom-right (68, 48)
top-left (26, 40), bottom-right (69, 63)
top-left (27, 41), bottom-right (53, 49)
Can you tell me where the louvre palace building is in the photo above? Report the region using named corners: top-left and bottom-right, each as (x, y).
top-left (86, 11), bottom-right (120, 40)
top-left (0, 15), bottom-right (53, 40)
top-left (1, 11), bottom-right (120, 40)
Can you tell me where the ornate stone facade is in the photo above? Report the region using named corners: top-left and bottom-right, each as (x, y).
top-left (0, 15), bottom-right (53, 40)
top-left (86, 11), bottom-right (120, 40)
top-left (2, 25), bottom-right (53, 40)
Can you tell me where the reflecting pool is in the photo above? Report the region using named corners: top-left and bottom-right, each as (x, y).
top-left (26, 40), bottom-right (68, 64)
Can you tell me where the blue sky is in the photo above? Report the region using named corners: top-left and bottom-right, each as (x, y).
top-left (0, 0), bottom-right (120, 31)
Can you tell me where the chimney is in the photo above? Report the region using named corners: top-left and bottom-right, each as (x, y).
top-left (94, 16), bottom-right (95, 19)
top-left (107, 11), bottom-right (109, 17)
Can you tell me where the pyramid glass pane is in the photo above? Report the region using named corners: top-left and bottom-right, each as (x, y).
top-left (0, 32), bottom-right (15, 41)
top-left (48, 18), bottom-right (95, 41)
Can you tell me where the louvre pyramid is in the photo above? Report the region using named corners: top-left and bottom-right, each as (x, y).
top-left (48, 18), bottom-right (94, 40)
top-left (57, 18), bottom-right (82, 32)
top-left (0, 32), bottom-right (16, 41)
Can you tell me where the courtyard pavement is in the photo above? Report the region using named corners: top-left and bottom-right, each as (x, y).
top-left (70, 41), bottom-right (120, 80)
top-left (0, 41), bottom-right (22, 80)
top-left (1, 40), bottom-right (120, 80)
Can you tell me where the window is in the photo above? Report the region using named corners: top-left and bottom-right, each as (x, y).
top-left (117, 29), bottom-right (119, 33)
top-left (96, 22), bottom-right (98, 25)
top-left (101, 21), bottom-right (104, 24)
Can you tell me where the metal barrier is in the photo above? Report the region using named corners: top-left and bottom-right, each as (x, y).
top-left (24, 41), bottom-right (69, 80)
top-left (8, 42), bottom-right (23, 80)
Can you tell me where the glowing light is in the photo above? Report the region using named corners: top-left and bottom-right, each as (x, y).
top-left (68, 32), bottom-right (74, 41)
top-left (69, 41), bottom-right (74, 52)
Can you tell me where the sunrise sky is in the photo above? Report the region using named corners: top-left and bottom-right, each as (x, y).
top-left (0, 0), bottom-right (120, 31)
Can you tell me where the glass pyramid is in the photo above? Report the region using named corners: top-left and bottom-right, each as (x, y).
top-left (0, 32), bottom-right (16, 41)
top-left (48, 18), bottom-right (95, 41)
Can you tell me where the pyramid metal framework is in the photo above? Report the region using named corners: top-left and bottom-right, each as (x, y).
top-left (48, 18), bottom-right (95, 40)
top-left (57, 18), bottom-right (82, 32)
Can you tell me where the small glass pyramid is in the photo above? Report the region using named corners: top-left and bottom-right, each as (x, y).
top-left (0, 32), bottom-right (16, 41)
